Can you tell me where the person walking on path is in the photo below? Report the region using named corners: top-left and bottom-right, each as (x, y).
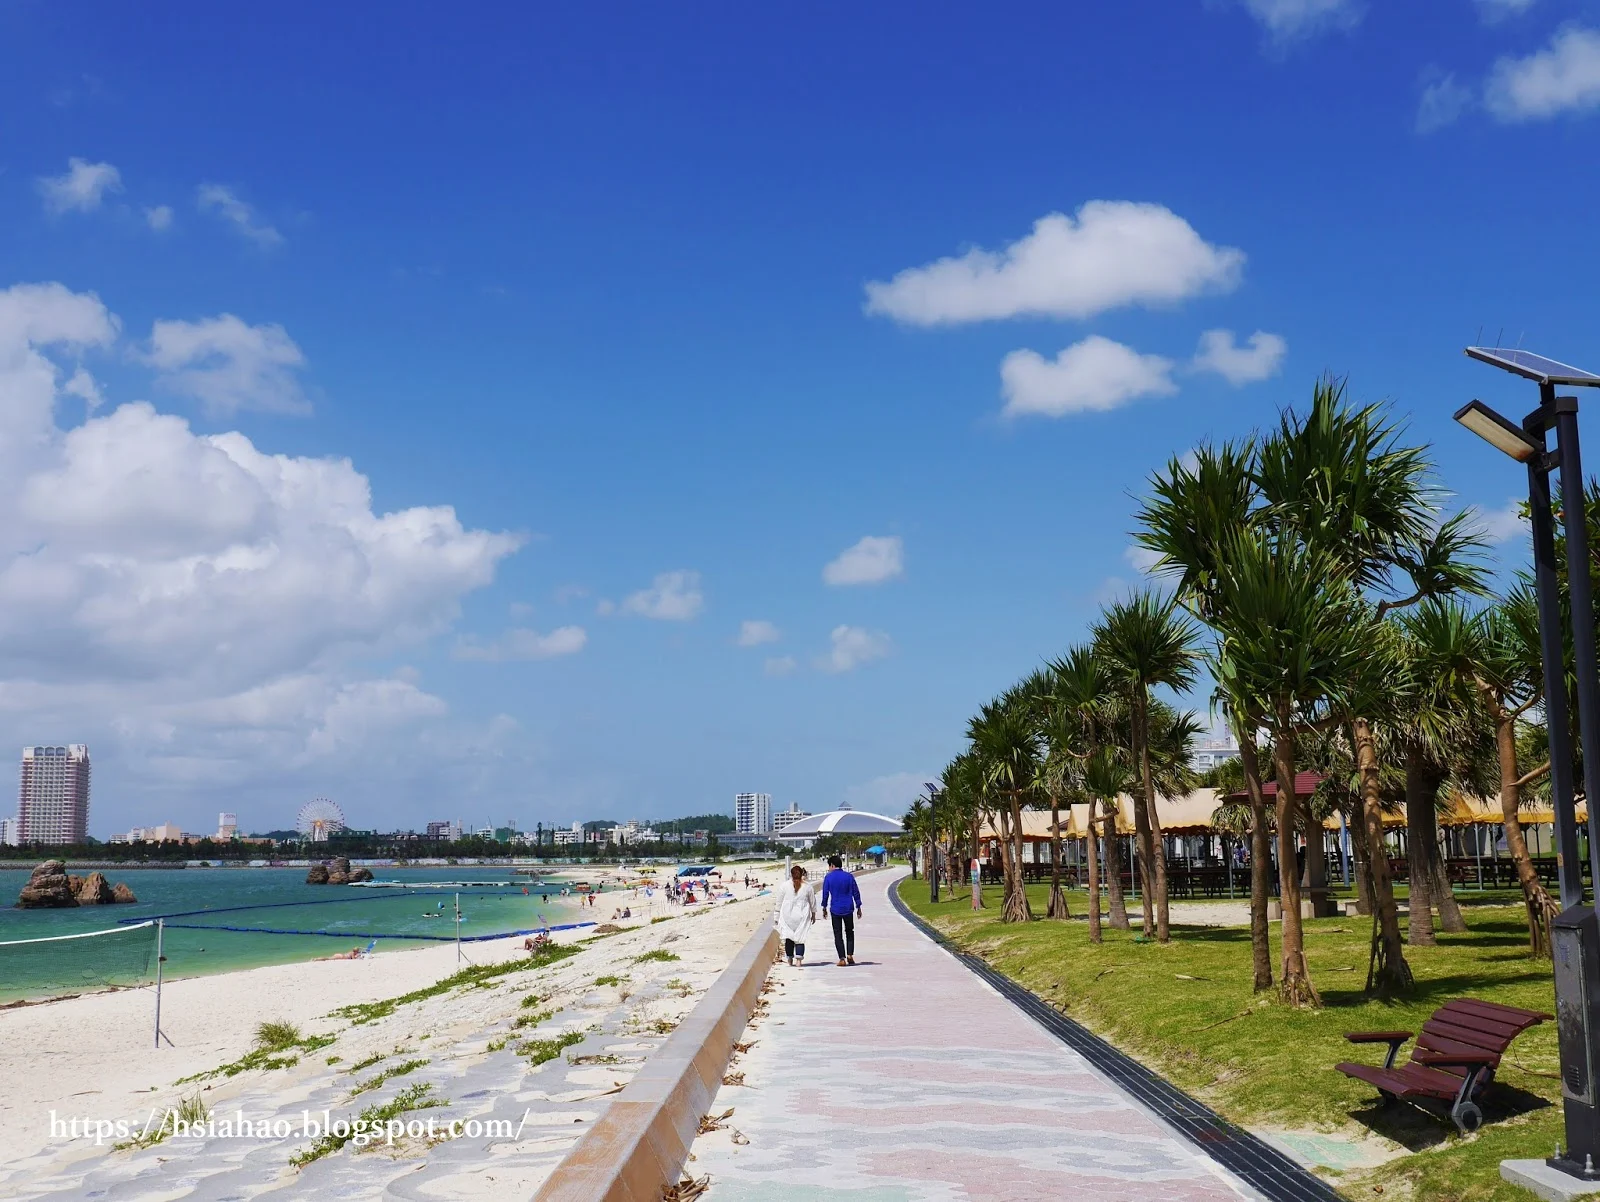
top-left (820, 855), bottom-right (863, 965)
top-left (774, 864), bottom-right (818, 966)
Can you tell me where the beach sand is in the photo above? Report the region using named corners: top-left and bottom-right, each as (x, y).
top-left (1, 863), bottom-right (780, 1200)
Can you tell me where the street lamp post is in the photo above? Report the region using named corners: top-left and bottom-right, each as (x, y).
top-left (924, 782), bottom-right (942, 904)
top-left (1457, 346), bottom-right (1600, 1182)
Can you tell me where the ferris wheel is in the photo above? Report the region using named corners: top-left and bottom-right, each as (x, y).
top-left (297, 797), bottom-right (346, 842)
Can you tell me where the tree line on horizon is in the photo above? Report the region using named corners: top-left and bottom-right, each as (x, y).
top-left (904, 378), bottom-right (1572, 1008)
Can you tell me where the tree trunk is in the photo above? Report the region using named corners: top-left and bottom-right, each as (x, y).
top-left (1272, 718), bottom-right (1319, 1006)
top-left (970, 812), bottom-right (985, 908)
top-left (1047, 794), bottom-right (1069, 919)
top-left (1403, 742), bottom-right (1436, 947)
top-left (1103, 809), bottom-right (1130, 930)
top-left (1133, 690), bottom-right (1169, 942)
top-left (1493, 707), bottom-right (1557, 957)
top-left (1349, 805), bottom-right (1373, 916)
top-left (1237, 733), bottom-right (1273, 993)
top-left (1003, 793), bottom-right (1033, 923)
top-left (1354, 717), bottom-right (1412, 994)
top-left (1086, 796), bottom-right (1103, 943)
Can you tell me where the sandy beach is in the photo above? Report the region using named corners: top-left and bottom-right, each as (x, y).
top-left (1, 862), bottom-right (783, 1200)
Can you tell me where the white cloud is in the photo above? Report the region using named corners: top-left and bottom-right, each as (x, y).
top-left (1238, 0), bottom-right (1363, 43)
top-left (1486, 26), bottom-right (1600, 122)
top-left (145, 205), bottom-right (174, 232)
top-left (1416, 70), bottom-right (1473, 133)
top-left (737, 619), bottom-right (781, 647)
top-left (61, 367), bottom-right (104, 412)
top-left (37, 158), bottom-right (122, 215)
top-left (454, 625), bottom-right (587, 662)
top-left (1125, 545), bottom-right (1164, 574)
top-left (764, 655), bottom-right (798, 677)
top-left (621, 570), bottom-right (704, 620)
top-left (1001, 335), bottom-right (1176, 419)
top-left (0, 281), bottom-right (522, 812)
top-left (818, 625), bottom-right (891, 674)
top-left (1477, 0), bottom-right (1535, 23)
top-left (1190, 328), bottom-right (1287, 385)
top-left (145, 314), bottom-right (310, 415)
top-left (196, 183), bottom-right (284, 248)
top-left (823, 536), bottom-right (904, 587)
top-left (843, 771), bottom-right (932, 816)
top-left (863, 202), bottom-right (1243, 325)
top-left (1473, 498), bottom-right (1529, 545)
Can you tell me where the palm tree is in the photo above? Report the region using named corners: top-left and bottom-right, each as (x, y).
top-left (1467, 587), bottom-right (1559, 956)
top-left (941, 754), bottom-right (985, 908)
top-left (968, 692), bottom-right (1040, 923)
top-left (1082, 746), bottom-right (1136, 940)
top-left (1040, 647), bottom-right (1117, 919)
top-left (1092, 589), bottom-right (1201, 943)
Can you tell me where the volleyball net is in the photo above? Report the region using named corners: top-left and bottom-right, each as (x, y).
top-left (0, 920), bottom-right (160, 998)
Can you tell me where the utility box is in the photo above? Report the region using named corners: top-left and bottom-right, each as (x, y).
top-left (1549, 905), bottom-right (1600, 1181)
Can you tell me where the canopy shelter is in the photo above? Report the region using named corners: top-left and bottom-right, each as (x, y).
top-left (676, 865), bottom-right (718, 877)
top-left (778, 805), bottom-right (904, 837)
top-left (864, 844), bottom-right (887, 855)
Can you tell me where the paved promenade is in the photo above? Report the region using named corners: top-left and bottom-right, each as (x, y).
top-left (689, 868), bottom-right (1257, 1202)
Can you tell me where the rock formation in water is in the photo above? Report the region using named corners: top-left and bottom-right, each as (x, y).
top-left (325, 856), bottom-right (351, 885)
top-left (305, 863), bottom-right (330, 884)
top-left (15, 861), bottom-right (138, 907)
top-left (347, 866), bottom-right (374, 883)
top-left (17, 860), bottom-right (76, 907)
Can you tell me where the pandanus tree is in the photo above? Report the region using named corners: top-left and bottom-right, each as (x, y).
top-left (941, 753), bottom-right (986, 906)
top-left (1091, 590), bottom-right (1201, 943)
top-left (1468, 587), bottom-right (1559, 955)
top-left (968, 691), bottom-right (1041, 923)
top-left (1081, 745), bottom-right (1137, 939)
top-left (1038, 647), bottom-right (1119, 921)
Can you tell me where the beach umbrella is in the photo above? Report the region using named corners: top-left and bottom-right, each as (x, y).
top-left (865, 844), bottom-right (887, 855)
top-left (776, 806), bottom-right (904, 837)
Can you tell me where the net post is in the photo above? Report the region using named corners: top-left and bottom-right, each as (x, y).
top-left (455, 892), bottom-right (461, 968)
top-left (153, 919), bottom-right (165, 1050)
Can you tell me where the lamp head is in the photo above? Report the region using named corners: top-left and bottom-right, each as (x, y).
top-left (1454, 399), bottom-right (1541, 463)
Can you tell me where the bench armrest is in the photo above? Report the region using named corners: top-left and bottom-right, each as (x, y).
top-left (1344, 1031), bottom-right (1412, 1045)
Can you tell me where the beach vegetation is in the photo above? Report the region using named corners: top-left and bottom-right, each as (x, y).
top-left (178, 1027), bottom-right (335, 1084)
top-left (290, 1082), bottom-right (444, 1167)
top-left (329, 942), bottom-right (578, 1025)
top-left (115, 1092), bottom-right (209, 1151)
top-left (519, 1030), bottom-right (583, 1065)
top-left (254, 1020), bottom-right (304, 1051)
top-left (594, 974), bottom-right (623, 986)
top-left (348, 1057), bottom-right (429, 1097)
top-left (633, 948), bottom-right (679, 964)
top-left (513, 1007), bottom-right (555, 1029)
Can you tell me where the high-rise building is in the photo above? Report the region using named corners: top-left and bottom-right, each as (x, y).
top-left (0, 815), bottom-right (18, 845)
top-left (217, 812), bottom-right (238, 840)
top-left (772, 803), bottom-right (811, 833)
top-left (18, 745), bottom-right (91, 845)
top-left (426, 820), bottom-right (452, 839)
top-left (735, 792), bottom-right (772, 834)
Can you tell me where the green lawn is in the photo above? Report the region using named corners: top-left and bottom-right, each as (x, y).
top-left (896, 878), bottom-right (1566, 1202)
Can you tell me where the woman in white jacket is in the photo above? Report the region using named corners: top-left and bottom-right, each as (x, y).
top-left (774, 864), bottom-right (817, 966)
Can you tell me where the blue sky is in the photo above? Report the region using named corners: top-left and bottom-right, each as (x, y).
top-left (0, 0), bottom-right (1595, 835)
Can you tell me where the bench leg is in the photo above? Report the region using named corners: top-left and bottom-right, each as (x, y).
top-left (1451, 1070), bottom-right (1485, 1134)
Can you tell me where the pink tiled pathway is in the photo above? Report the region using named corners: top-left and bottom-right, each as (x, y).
top-left (687, 868), bottom-right (1259, 1202)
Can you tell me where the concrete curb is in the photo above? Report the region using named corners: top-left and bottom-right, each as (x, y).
top-left (532, 917), bottom-right (777, 1202)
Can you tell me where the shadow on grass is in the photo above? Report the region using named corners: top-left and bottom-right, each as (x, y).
top-left (1345, 1083), bottom-right (1550, 1151)
top-left (1320, 970), bottom-right (1555, 1009)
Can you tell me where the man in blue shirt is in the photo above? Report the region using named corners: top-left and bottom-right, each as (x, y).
top-left (819, 855), bottom-right (863, 966)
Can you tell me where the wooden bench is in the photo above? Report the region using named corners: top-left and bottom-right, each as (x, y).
top-left (1335, 998), bottom-right (1551, 1133)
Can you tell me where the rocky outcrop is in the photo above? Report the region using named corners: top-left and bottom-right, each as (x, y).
top-left (307, 857), bottom-right (370, 885)
top-left (17, 860), bottom-right (77, 908)
top-left (74, 871), bottom-right (114, 905)
top-left (347, 867), bottom-right (373, 883)
top-left (15, 861), bottom-right (137, 907)
top-left (325, 856), bottom-right (351, 886)
top-left (305, 863), bottom-right (330, 885)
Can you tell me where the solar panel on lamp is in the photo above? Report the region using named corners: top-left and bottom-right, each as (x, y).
top-left (1465, 347), bottom-right (1600, 387)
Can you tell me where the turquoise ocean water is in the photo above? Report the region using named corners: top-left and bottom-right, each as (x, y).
top-left (0, 866), bottom-right (585, 1003)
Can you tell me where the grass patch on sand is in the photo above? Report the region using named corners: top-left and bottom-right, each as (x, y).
top-left (348, 1057), bottom-right (429, 1097)
top-left (633, 949), bottom-right (680, 964)
top-left (290, 1082), bottom-right (445, 1167)
top-left (520, 1030), bottom-right (584, 1066)
top-left (176, 1022), bottom-right (336, 1084)
top-left (115, 1092), bottom-right (209, 1151)
top-left (329, 942), bottom-right (578, 1025)
top-left (896, 879), bottom-right (1562, 1201)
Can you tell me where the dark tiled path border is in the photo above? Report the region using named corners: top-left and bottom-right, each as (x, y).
top-left (889, 883), bottom-right (1346, 1202)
